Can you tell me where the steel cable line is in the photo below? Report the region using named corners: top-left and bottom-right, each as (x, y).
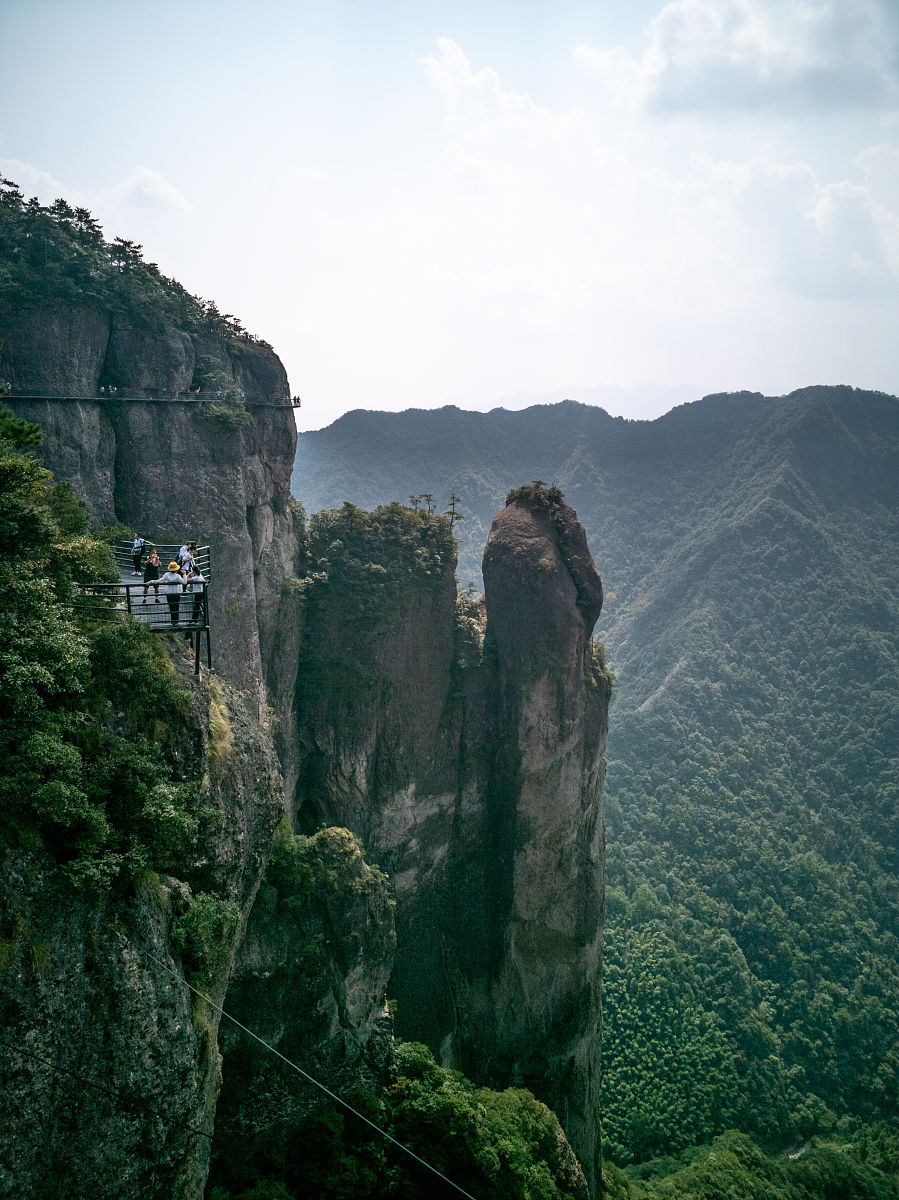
top-left (121, 934), bottom-right (481, 1200)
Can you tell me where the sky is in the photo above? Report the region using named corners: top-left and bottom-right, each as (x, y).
top-left (2, 0), bottom-right (898, 430)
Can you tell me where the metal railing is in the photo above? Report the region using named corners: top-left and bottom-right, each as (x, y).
top-left (73, 581), bottom-right (212, 674)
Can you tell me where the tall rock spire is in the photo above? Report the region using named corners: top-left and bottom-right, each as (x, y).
top-left (474, 485), bottom-right (608, 1193)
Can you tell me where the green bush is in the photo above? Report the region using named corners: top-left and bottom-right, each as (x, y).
top-left (629, 1130), bottom-right (899, 1200)
top-left (172, 890), bottom-right (240, 988)
top-left (0, 416), bottom-right (202, 890)
top-left (209, 1040), bottom-right (587, 1199)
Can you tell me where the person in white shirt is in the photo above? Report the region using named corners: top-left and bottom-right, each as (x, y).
top-left (131, 535), bottom-right (146, 575)
top-left (178, 541), bottom-right (198, 573)
top-left (159, 562), bottom-right (184, 624)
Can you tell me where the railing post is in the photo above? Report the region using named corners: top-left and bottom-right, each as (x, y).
top-left (125, 585), bottom-right (132, 615)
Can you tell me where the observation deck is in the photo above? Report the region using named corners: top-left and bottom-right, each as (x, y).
top-left (73, 542), bottom-right (213, 674)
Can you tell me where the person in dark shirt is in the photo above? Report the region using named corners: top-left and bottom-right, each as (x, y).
top-left (142, 547), bottom-right (161, 600)
top-left (186, 569), bottom-right (206, 624)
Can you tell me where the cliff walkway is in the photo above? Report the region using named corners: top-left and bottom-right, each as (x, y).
top-left (72, 541), bottom-right (213, 674)
top-left (3, 391), bottom-right (301, 407)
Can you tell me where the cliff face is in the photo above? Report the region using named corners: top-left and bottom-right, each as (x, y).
top-left (0, 304), bottom-right (289, 401)
top-left (0, 673), bottom-right (284, 1200)
top-left (0, 323), bottom-right (312, 1200)
top-left (5, 393), bottom-right (299, 703)
top-left (2, 303), bottom-right (608, 1193)
top-left (210, 827), bottom-right (395, 1187)
top-left (2, 295), bottom-right (297, 693)
top-left (287, 491), bottom-right (609, 1192)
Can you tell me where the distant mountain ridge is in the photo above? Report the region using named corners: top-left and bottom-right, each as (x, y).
top-left (491, 381), bottom-right (700, 420)
top-left (293, 384), bottom-right (899, 1162)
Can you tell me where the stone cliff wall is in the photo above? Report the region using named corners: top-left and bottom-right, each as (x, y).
top-left (0, 322), bottom-right (312, 1200)
top-left (2, 300), bottom-right (297, 698)
top-left (0, 672), bottom-right (284, 1200)
top-left (0, 304), bottom-right (289, 401)
top-left (211, 827), bottom-right (395, 1186)
top-left (2, 303), bottom-right (608, 1195)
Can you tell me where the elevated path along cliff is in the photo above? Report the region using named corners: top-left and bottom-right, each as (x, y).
top-left (3, 390), bottom-right (300, 407)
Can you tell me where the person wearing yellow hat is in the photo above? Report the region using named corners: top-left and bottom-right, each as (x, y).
top-left (158, 561), bottom-right (185, 625)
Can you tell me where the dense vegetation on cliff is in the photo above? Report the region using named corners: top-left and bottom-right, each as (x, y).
top-left (292, 389), bottom-right (899, 1173)
top-left (290, 498), bottom-right (458, 757)
top-left (0, 174), bottom-right (263, 346)
top-left (0, 409), bottom-right (214, 891)
top-left (212, 1034), bottom-right (592, 1200)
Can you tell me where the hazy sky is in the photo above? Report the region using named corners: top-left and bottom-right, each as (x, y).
top-left (3, 0), bottom-right (898, 429)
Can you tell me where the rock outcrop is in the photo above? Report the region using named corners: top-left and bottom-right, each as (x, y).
top-left (210, 827), bottom-right (395, 1186)
top-left (4, 392), bottom-right (299, 703)
top-left (473, 494), bottom-right (607, 1189)
top-left (286, 488), bottom-right (609, 1193)
top-left (1, 299), bottom-right (608, 1195)
top-left (0, 323), bottom-right (311, 1200)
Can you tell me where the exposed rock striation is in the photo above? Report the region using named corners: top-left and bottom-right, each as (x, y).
top-left (0, 304), bottom-right (289, 401)
top-left (0, 320), bottom-right (309, 1200)
top-left (4, 392), bottom-right (300, 702)
top-left (1, 299), bottom-right (608, 1195)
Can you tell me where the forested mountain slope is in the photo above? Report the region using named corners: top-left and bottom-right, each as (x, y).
top-left (293, 386), bottom-right (899, 1165)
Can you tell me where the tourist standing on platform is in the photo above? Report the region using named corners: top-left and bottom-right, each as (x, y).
top-left (142, 547), bottom-right (161, 600)
top-left (186, 569), bottom-right (206, 624)
top-left (159, 562), bottom-right (184, 625)
top-left (178, 541), bottom-right (197, 572)
top-left (131, 534), bottom-right (146, 574)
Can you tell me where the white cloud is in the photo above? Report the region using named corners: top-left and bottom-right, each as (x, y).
top-left (703, 154), bottom-right (899, 297)
top-left (0, 158), bottom-right (79, 203)
top-left (576, 0), bottom-right (899, 115)
top-left (400, 35), bottom-right (899, 409)
top-left (0, 159), bottom-right (190, 227)
top-left (417, 39), bottom-right (898, 320)
top-left (106, 166), bottom-right (190, 212)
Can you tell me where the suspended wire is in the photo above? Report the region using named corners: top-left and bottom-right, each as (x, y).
top-left (123, 935), bottom-right (481, 1200)
top-left (0, 1037), bottom-right (212, 1140)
